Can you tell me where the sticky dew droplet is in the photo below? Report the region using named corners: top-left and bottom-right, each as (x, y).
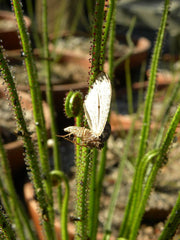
top-left (47, 139), bottom-right (54, 148)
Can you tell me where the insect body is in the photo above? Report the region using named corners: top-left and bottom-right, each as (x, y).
top-left (64, 125), bottom-right (109, 149)
top-left (62, 72), bottom-right (112, 149)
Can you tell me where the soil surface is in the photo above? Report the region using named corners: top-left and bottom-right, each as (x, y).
top-left (55, 35), bottom-right (129, 57)
top-left (0, 95), bottom-right (35, 144)
top-left (0, 19), bottom-right (16, 32)
top-left (12, 61), bottom-right (88, 86)
top-left (0, 35), bottom-right (140, 87)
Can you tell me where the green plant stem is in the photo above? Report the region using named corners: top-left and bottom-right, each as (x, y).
top-left (108, 4), bottom-right (115, 81)
top-left (135, 149), bottom-right (159, 207)
top-left (59, 1), bottom-right (112, 239)
top-left (136, 1), bottom-right (169, 164)
top-left (0, 134), bottom-right (36, 240)
top-left (0, 207), bottom-right (16, 240)
top-left (90, 144), bottom-right (107, 240)
top-left (0, 138), bottom-right (12, 218)
top-left (137, 61), bottom-right (146, 109)
top-left (75, 112), bottom-right (84, 160)
top-left (75, 147), bottom-right (92, 240)
top-left (112, 17), bottom-right (135, 113)
top-left (86, 0), bottom-right (95, 22)
top-left (42, 0), bottom-right (62, 223)
top-left (73, 100), bottom-right (90, 239)
top-left (75, 0), bottom-right (112, 238)
top-left (52, 0), bottom-right (68, 42)
top-left (88, 148), bottom-right (98, 239)
top-left (154, 77), bottom-right (180, 149)
top-left (100, 0), bottom-right (115, 68)
top-left (88, 2), bottom-right (113, 237)
top-left (107, 0), bottom-right (118, 115)
top-left (130, 0), bottom-right (170, 231)
top-left (158, 192), bottom-right (180, 240)
top-left (125, 58), bottom-right (133, 114)
top-left (146, 78), bottom-right (180, 195)
top-left (12, 0), bottom-right (51, 175)
top-left (11, 1), bottom-right (55, 237)
top-left (129, 103), bottom-right (180, 240)
top-left (42, 0), bottom-right (61, 171)
top-left (63, 91), bottom-right (84, 239)
top-left (0, 138), bottom-right (25, 240)
top-left (0, 177), bottom-right (11, 217)
top-left (0, 45), bottom-right (54, 239)
top-left (114, 17), bottom-right (136, 70)
top-left (119, 0), bottom-right (170, 237)
top-left (25, 0), bottom-right (41, 49)
top-left (50, 170), bottom-right (69, 240)
top-left (103, 116), bottom-right (137, 240)
top-left (126, 17), bottom-right (136, 49)
top-left (70, 0), bottom-right (84, 34)
top-left (90, 0), bottom-right (106, 82)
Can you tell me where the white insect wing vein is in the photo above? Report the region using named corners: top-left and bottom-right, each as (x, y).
top-left (84, 85), bottom-right (99, 134)
top-left (84, 73), bottom-right (112, 137)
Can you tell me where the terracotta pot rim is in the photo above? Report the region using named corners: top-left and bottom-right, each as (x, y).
top-left (41, 81), bottom-right (88, 91)
top-left (133, 69), bottom-right (177, 90)
top-left (133, 37), bottom-right (151, 55)
top-left (0, 10), bottom-right (31, 33)
top-left (49, 37), bottom-right (151, 59)
top-left (4, 139), bottom-right (23, 150)
top-left (113, 36), bottom-right (151, 72)
top-left (11, 48), bottom-right (90, 92)
top-left (16, 81), bottom-right (89, 94)
top-left (49, 45), bottom-right (89, 58)
top-left (113, 36), bottom-right (151, 58)
top-left (110, 111), bottom-right (157, 132)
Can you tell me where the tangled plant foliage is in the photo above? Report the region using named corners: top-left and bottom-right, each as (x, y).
top-left (0, 0), bottom-right (180, 240)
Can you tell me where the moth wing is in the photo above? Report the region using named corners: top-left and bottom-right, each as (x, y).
top-left (84, 72), bottom-right (112, 136)
top-left (64, 126), bottom-right (84, 138)
top-left (83, 86), bottom-right (100, 132)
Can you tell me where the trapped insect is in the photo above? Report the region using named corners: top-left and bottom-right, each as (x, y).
top-left (62, 72), bottom-right (112, 149)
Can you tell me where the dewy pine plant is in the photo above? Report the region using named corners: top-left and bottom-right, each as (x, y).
top-left (0, 0), bottom-right (180, 240)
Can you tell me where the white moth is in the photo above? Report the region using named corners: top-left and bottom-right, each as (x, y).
top-left (63, 72), bottom-right (112, 149)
